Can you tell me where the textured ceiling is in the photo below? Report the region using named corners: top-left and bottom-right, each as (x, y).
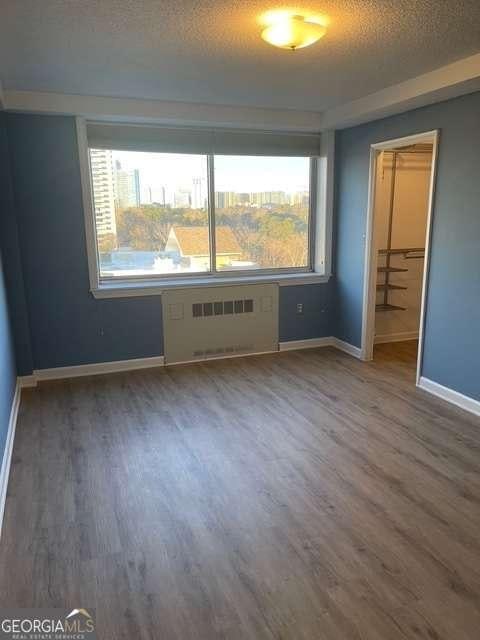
top-left (1, 0), bottom-right (480, 111)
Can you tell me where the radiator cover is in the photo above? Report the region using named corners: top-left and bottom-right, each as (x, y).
top-left (162, 283), bottom-right (279, 364)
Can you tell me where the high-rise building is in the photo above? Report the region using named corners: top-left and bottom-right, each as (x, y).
top-left (115, 161), bottom-right (141, 209)
top-left (215, 192), bottom-right (237, 208)
top-left (236, 193), bottom-right (250, 205)
top-left (262, 191), bottom-right (287, 205)
top-left (249, 192), bottom-right (262, 206)
top-left (158, 186), bottom-right (166, 207)
top-left (191, 177), bottom-right (206, 209)
top-left (290, 191), bottom-right (309, 206)
top-left (149, 185), bottom-right (167, 206)
top-left (141, 185), bottom-right (153, 205)
top-left (174, 188), bottom-right (191, 208)
top-left (89, 148), bottom-right (117, 237)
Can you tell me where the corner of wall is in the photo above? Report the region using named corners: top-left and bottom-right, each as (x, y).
top-left (1, 114), bottom-right (34, 376)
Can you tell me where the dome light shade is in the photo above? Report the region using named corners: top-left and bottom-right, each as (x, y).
top-left (261, 14), bottom-right (326, 50)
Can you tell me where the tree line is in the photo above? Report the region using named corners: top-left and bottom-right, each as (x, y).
top-left (98, 203), bottom-right (309, 268)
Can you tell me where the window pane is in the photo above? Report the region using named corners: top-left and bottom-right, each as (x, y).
top-left (213, 156), bottom-right (311, 271)
top-left (89, 149), bottom-right (209, 277)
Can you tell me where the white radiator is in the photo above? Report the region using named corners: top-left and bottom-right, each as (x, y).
top-left (162, 283), bottom-right (279, 364)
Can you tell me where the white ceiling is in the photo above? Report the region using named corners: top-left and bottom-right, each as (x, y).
top-left (1, 0), bottom-right (480, 112)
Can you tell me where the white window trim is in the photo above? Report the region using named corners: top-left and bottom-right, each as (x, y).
top-left (76, 117), bottom-right (333, 298)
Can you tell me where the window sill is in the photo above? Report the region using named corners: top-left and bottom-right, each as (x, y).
top-left (91, 271), bottom-right (331, 299)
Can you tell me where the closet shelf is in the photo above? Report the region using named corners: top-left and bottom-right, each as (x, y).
top-left (375, 303), bottom-right (407, 312)
top-left (378, 247), bottom-right (424, 255)
top-left (377, 266), bottom-right (408, 273)
top-left (375, 149), bottom-right (425, 315)
top-left (376, 283), bottom-right (407, 291)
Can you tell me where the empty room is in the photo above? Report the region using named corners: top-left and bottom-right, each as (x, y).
top-left (0, 2), bottom-right (480, 638)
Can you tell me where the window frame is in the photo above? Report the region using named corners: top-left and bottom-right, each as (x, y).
top-left (76, 117), bottom-right (332, 298)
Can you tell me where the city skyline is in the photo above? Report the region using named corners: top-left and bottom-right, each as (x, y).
top-left (90, 149), bottom-right (310, 226)
top-left (110, 150), bottom-right (310, 203)
top-left (89, 148), bottom-right (311, 274)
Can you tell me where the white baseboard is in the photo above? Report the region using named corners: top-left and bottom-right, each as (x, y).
top-left (418, 377), bottom-right (480, 418)
top-left (30, 355), bottom-right (165, 383)
top-left (280, 337), bottom-right (364, 359)
top-left (16, 337), bottom-right (366, 386)
top-left (17, 375), bottom-right (37, 388)
top-left (375, 331), bottom-right (419, 344)
top-left (279, 337), bottom-right (334, 351)
top-left (331, 337), bottom-right (364, 360)
top-left (0, 382), bottom-right (21, 538)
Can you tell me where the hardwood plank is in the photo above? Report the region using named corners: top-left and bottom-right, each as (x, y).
top-left (1, 342), bottom-right (479, 639)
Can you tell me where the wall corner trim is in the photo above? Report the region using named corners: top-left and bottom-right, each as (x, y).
top-left (418, 377), bottom-right (480, 418)
top-left (18, 375), bottom-right (38, 388)
top-left (279, 337), bottom-right (334, 351)
top-left (0, 383), bottom-right (21, 539)
top-left (280, 336), bottom-right (364, 359)
top-left (331, 338), bottom-right (365, 360)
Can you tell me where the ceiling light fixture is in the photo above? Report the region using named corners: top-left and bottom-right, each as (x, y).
top-left (261, 12), bottom-right (327, 51)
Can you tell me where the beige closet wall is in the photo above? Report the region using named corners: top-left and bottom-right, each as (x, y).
top-left (374, 150), bottom-right (432, 340)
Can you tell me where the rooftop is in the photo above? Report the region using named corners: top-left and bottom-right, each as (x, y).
top-left (169, 226), bottom-right (242, 256)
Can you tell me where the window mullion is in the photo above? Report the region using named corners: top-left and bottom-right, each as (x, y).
top-left (207, 154), bottom-right (217, 274)
top-left (308, 157), bottom-right (317, 271)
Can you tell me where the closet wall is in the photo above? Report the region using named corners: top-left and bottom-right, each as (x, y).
top-left (374, 148), bottom-right (432, 341)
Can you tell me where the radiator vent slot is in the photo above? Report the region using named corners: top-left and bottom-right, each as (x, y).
top-left (192, 299), bottom-right (254, 318)
top-left (193, 344), bottom-right (254, 358)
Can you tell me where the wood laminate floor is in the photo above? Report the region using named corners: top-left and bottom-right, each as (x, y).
top-left (1, 341), bottom-right (480, 639)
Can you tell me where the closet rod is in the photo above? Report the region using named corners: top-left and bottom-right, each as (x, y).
top-left (378, 247), bottom-right (424, 255)
top-left (382, 149), bottom-right (432, 154)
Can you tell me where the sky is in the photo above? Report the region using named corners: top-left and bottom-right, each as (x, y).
top-left (113, 150), bottom-right (309, 204)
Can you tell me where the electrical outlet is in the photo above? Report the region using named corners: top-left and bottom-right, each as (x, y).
top-left (296, 303), bottom-right (304, 315)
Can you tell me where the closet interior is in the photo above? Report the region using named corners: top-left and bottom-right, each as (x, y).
top-left (373, 143), bottom-right (433, 345)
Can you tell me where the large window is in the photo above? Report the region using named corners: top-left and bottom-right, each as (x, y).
top-left (82, 121), bottom-right (326, 289)
top-left (214, 156), bottom-right (311, 272)
top-left (90, 149), bottom-right (209, 278)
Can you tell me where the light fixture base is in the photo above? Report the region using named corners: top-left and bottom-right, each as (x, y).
top-left (261, 13), bottom-right (327, 51)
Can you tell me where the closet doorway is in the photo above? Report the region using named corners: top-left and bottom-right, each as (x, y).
top-left (361, 130), bottom-right (439, 383)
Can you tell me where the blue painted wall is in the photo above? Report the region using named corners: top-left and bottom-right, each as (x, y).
top-left (0, 116), bottom-right (33, 377)
top-left (7, 114), bottom-right (164, 370)
top-left (5, 114), bottom-right (331, 370)
top-left (0, 114), bottom-right (18, 458)
top-left (334, 91), bottom-right (480, 401)
top-left (279, 282), bottom-right (333, 342)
